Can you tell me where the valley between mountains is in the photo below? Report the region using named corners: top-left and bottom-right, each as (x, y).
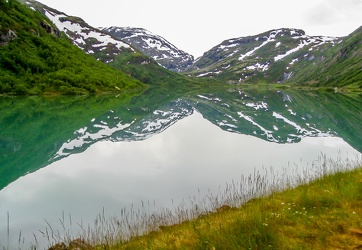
top-left (1, 0), bottom-right (361, 95)
top-left (1, 2), bottom-right (362, 249)
top-left (22, 0), bottom-right (362, 90)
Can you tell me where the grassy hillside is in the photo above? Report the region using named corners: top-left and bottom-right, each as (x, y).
top-left (109, 50), bottom-right (216, 91)
top-left (184, 27), bottom-right (361, 90)
top-left (118, 166), bottom-right (362, 250)
top-left (0, 0), bottom-right (146, 95)
top-left (290, 26), bottom-right (362, 89)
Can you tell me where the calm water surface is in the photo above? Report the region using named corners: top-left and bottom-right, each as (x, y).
top-left (0, 89), bottom-right (361, 248)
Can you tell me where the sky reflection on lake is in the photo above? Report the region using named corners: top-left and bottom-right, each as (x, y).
top-left (0, 111), bottom-right (360, 249)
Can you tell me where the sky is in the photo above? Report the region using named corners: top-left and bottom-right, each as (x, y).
top-left (38, 0), bottom-right (362, 58)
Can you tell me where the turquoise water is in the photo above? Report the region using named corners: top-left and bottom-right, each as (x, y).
top-left (0, 89), bottom-right (361, 248)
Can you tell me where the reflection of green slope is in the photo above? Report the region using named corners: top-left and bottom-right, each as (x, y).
top-left (0, 94), bottom-right (140, 190)
top-left (190, 89), bottom-right (361, 152)
top-left (287, 91), bottom-right (362, 152)
top-left (0, 85), bottom-right (196, 190)
top-left (1, 88), bottom-right (360, 190)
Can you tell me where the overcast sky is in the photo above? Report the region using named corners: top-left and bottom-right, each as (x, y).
top-left (39, 0), bottom-right (362, 58)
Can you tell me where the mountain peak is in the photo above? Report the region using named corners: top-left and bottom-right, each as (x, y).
top-left (186, 28), bottom-right (340, 83)
top-left (24, 0), bottom-right (134, 64)
top-left (20, 0), bottom-right (361, 88)
top-left (102, 26), bottom-right (194, 72)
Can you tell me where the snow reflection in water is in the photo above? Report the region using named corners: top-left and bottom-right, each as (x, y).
top-left (0, 111), bottom-right (359, 249)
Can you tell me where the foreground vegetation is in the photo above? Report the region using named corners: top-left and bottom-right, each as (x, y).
top-left (45, 156), bottom-right (362, 250)
top-left (121, 168), bottom-right (361, 250)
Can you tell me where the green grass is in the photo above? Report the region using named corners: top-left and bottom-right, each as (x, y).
top-left (0, 0), bottom-right (146, 95)
top-left (287, 27), bottom-right (362, 89)
top-left (46, 155), bottom-right (362, 250)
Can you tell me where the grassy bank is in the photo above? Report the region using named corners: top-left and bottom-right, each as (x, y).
top-left (46, 156), bottom-right (362, 250)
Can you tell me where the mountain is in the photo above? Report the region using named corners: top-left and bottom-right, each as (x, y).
top-left (0, 0), bottom-right (145, 95)
top-left (185, 28), bottom-right (339, 83)
top-left (289, 26), bottom-right (362, 88)
top-left (23, 0), bottom-right (204, 88)
top-left (23, 0), bottom-right (135, 64)
top-left (5, 0), bottom-right (361, 92)
top-left (24, 1), bottom-right (194, 73)
top-left (185, 27), bottom-right (362, 88)
top-left (102, 26), bottom-right (194, 72)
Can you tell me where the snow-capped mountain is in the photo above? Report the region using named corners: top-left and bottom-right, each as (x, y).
top-left (24, 1), bottom-right (194, 72)
top-left (185, 28), bottom-right (340, 83)
top-left (24, 0), bottom-right (134, 64)
top-left (21, 1), bottom-right (361, 87)
top-left (102, 26), bottom-right (194, 72)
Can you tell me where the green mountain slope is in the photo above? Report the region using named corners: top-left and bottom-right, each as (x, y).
top-left (185, 27), bottom-right (361, 89)
top-left (25, 0), bottom-right (214, 90)
top-left (22, 0), bottom-right (209, 93)
top-left (185, 29), bottom-right (339, 83)
top-left (289, 26), bottom-right (362, 88)
top-left (0, 0), bottom-right (145, 95)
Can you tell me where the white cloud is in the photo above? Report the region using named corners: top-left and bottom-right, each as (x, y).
top-left (303, 0), bottom-right (362, 36)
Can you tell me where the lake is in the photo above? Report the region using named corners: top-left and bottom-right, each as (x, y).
top-left (0, 87), bottom-right (361, 249)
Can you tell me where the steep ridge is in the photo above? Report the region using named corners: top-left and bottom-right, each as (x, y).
top-left (102, 26), bottom-right (194, 72)
top-left (23, 0), bottom-right (200, 88)
top-left (290, 26), bottom-right (362, 88)
top-left (25, 0), bottom-right (194, 73)
top-left (23, 0), bottom-right (134, 64)
top-left (185, 28), bottom-right (340, 84)
top-left (12, 1), bottom-right (362, 89)
top-left (0, 0), bottom-right (144, 95)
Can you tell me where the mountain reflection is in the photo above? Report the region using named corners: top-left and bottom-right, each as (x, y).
top-left (0, 89), bottom-right (361, 190)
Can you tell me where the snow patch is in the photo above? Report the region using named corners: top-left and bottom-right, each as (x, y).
top-left (289, 58), bottom-right (299, 65)
top-left (239, 39), bottom-right (270, 61)
top-left (246, 62), bottom-right (269, 71)
top-left (238, 112), bottom-right (277, 142)
top-left (218, 121), bottom-right (237, 128)
top-left (54, 120), bottom-right (134, 159)
top-left (288, 109), bottom-right (296, 116)
top-left (197, 72), bottom-right (212, 77)
top-left (238, 30), bottom-right (285, 61)
top-left (245, 102), bottom-right (268, 110)
top-left (273, 112), bottom-right (307, 134)
top-left (44, 10), bottom-right (130, 51)
top-left (274, 40), bottom-right (308, 61)
top-left (197, 95), bottom-right (222, 102)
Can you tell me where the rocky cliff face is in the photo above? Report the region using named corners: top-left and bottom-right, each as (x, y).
top-left (102, 26), bottom-right (194, 72)
top-left (1, 18), bottom-right (61, 47)
top-left (39, 19), bottom-right (61, 37)
top-left (0, 29), bottom-right (17, 46)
